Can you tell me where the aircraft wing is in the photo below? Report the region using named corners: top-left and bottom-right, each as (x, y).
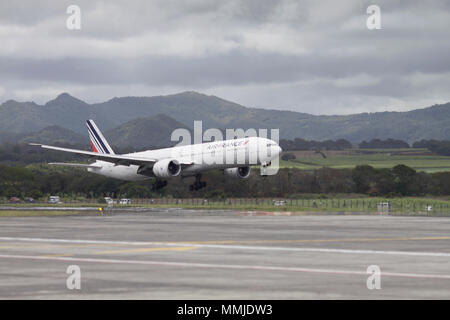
top-left (48, 162), bottom-right (102, 169)
top-left (30, 143), bottom-right (194, 167)
top-left (30, 143), bottom-right (157, 166)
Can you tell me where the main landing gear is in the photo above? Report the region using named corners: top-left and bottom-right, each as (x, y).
top-left (189, 174), bottom-right (207, 191)
top-left (152, 179), bottom-right (167, 191)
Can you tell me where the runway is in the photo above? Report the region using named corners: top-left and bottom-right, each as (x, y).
top-left (0, 209), bottom-right (449, 299)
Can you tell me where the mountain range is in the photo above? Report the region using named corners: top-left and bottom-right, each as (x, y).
top-left (1, 91), bottom-right (449, 148)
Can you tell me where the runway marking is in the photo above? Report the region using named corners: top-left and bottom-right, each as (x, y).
top-left (0, 243), bottom-right (127, 249)
top-left (0, 253), bottom-right (449, 280)
top-left (169, 244), bottom-right (450, 257)
top-left (2, 236), bottom-right (450, 245)
top-left (95, 246), bottom-right (198, 254)
top-left (44, 253), bottom-right (73, 257)
top-left (0, 236), bottom-right (450, 257)
top-left (171, 236), bottom-right (450, 245)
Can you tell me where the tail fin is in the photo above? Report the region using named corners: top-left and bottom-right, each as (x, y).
top-left (86, 119), bottom-right (115, 154)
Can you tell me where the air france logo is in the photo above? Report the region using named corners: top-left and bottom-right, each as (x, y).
top-left (206, 139), bottom-right (249, 150)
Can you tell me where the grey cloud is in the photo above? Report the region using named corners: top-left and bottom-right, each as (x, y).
top-left (3, 45), bottom-right (449, 86)
top-left (0, 0), bottom-right (449, 114)
top-left (0, 0), bottom-right (66, 25)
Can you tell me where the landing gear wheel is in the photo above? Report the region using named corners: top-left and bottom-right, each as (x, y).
top-left (189, 175), bottom-right (207, 191)
top-left (152, 179), bottom-right (167, 191)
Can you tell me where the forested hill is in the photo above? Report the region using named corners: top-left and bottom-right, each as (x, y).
top-left (1, 91), bottom-right (449, 143)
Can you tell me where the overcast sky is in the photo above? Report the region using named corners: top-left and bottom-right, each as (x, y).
top-left (1, 0), bottom-right (449, 114)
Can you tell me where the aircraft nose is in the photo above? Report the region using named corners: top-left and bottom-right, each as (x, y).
top-left (274, 145), bottom-right (282, 155)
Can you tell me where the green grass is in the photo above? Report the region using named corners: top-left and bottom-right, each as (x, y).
top-left (280, 149), bottom-right (450, 172)
top-left (0, 210), bottom-right (89, 217)
top-left (2, 203), bottom-right (106, 208)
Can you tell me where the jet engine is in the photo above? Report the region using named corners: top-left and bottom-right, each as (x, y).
top-left (152, 159), bottom-right (181, 177)
top-left (224, 166), bottom-right (251, 179)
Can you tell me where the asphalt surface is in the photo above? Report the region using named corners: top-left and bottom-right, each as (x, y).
top-left (0, 208), bottom-right (449, 299)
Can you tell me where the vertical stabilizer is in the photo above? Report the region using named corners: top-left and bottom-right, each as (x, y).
top-left (86, 119), bottom-right (115, 154)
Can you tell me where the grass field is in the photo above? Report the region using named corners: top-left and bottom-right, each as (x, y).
top-left (0, 210), bottom-right (88, 217)
top-left (280, 148), bottom-right (450, 172)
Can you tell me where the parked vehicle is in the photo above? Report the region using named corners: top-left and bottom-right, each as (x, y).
top-left (273, 200), bottom-right (286, 206)
top-left (24, 197), bottom-right (35, 203)
top-left (377, 202), bottom-right (391, 212)
top-left (104, 197), bottom-right (114, 205)
top-left (48, 196), bottom-right (62, 204)
top-left (9, 197), bottom-right (21, 203)
top-left (119, 198), bottom-right (131, 205)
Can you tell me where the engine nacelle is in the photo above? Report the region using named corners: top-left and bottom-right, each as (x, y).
top-left (224, 166), bottom-right (251, 179)
top-left (152, 159), bottom-right (181, 178)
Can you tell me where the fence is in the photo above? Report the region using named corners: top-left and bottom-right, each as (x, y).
top-left (132, 197), bottom-right (450, 214)
top-left (3, 197), bottom-right (450, 215)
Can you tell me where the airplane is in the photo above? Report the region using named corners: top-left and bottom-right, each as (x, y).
top-left (30, 120), bottom-right (282, 191)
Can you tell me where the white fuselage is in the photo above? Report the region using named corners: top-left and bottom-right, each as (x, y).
top-left (87, 137), bottom-right (281, 181)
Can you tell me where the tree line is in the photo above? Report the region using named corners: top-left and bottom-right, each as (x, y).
top-left (1, 164), bottom-right (450, 200)
top-left (280, 138), bottom-right (450, 155)
top-left (412, 140), bottom-right (450, 156)
top-left (358, 138), bottom-right (410, 149)
top-left (280, 138), bottom-right (412, 150)
top-left (279, 138), bottom-right (352, 151)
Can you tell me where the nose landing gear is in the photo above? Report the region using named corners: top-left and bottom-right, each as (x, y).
top-left (260, 161), bottom-right (271, 176)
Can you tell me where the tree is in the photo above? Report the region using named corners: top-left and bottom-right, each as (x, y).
top-left (413, 140), bottom-right (450, 156)
top-left (352, 165), bottom-right (377, 193)
top-left (392, 164), bottom-right (416, 195)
